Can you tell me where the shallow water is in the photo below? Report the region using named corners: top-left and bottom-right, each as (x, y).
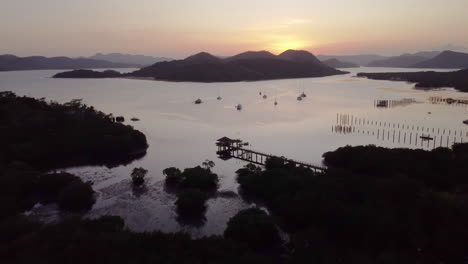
top-left (1, 67), bottom-right (467, 236)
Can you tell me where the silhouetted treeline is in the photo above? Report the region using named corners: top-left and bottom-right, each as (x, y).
top-left (0, 91), bottom-right (147, 218)
top-left (236, 146), bottom-right (468, 263)
top-left (0, 216), bottom-right (270, 264)
top-left (0, 91), bottom-right (148, 169)
top-left (357, 69), bottom-right (468, 92)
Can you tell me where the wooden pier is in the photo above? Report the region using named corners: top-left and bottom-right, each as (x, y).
top-left (216, 137), bottom-right (327, 173)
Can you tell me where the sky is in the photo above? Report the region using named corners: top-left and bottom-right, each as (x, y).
top-left (1, 0), bottom-right (468, 58)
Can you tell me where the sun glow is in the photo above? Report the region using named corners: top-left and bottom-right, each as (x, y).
top-left (269, 38), bottom-right (309, 54)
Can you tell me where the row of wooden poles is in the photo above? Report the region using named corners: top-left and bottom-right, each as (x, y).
top-left (337, 113), bottom-right (467, 137)
top-left (429, 96), bottom-right (468, 106)
top-left (333, 125), bottom-right (466, 149)
top-left (374, 98), bottom-right (418, 108)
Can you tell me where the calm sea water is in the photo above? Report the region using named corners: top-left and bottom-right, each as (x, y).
top-left (1, 67), bottom-right (467, 236)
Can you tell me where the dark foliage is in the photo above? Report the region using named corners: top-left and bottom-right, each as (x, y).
top-left (163, 167), bottom-right (182, 187)
top-left (236, 146), bottom-right (468, 263)
top-left (57, 180), bottom-right (95, 211)
top-left (0, 92), bottom-right (148, 169)
top-left (0, 216), bottom-right (270, 264)
top-left (131, 167), bottom-right (148, 186)
top-left (357, 69), bottom-right (468, 92)
top-left (224, 208), bottom-right (281, 250)
top-left (164, 165), bottom-right (219, 191)
top-left (323, 144), bottom-right (468, 192)
top-left (175, 189), bottom-right (208, 218)
top-left (0, 168), bottom-right (95, 217)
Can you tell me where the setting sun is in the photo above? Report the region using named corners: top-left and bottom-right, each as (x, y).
top-left (269, 38), bottom-right (309, 54)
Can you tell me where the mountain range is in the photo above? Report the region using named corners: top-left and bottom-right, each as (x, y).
top-left (366, 50), bottom-right (468, 68)
top-left (128, 50), bottom-right (347, 82)
top-left (88, 53), bottom-right (172, 67)
top-left (0, 55), bottom-right (137, 71)
top-left (317, 54), bottom-right (388, 66)
top-left (322, 58), bottom-right (359, 68)
top-left (54, 50), bottom-right (347, 82)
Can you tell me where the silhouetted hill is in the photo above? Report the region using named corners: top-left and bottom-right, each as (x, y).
top-left (128, 50), bottom-right (346, 82)
top-left (278, 50), bottom-right (322, 64)
top-left (184, 52), bottom-right (223, 64)
top-left (411, 50), bottom-right (468, 68)
top-left (367, 54), bottom-right (429, 67)
top-left (0, 55), bottom-right (137, 71)
top-left (89, 53), bottom-right (172, 66)
top-left (53, 69), bottom-right (122, 78)
top-left (225, 51), bottom-right (276, 61)
top-left (357, 69), bottom-right (468, 92)
top-left (317, 54), bottom-right (389, 66)
top-left (322, 58), bottom-right (359, 68)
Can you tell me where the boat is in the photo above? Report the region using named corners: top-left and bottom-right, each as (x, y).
top-left (236, 104), bottom-right (242, 111)
top-left (217, 96), bottom-right (222, 100)
top-left (130, 117), bottom-right (140, 122)
top-left (463, 120), bottom-right (468, 125)
top-left (274, 100), bottom-right (278, 106)
top-left (194, 99), bottom-right (202, 104)
top-left (420, 134), bottom-right (434, 141)
top-left (263, 94), bottom-right (267, 99)
top-left (300, 92), bottom-right (307, 98)
top-left (297, 96), bottom-right (303, 101)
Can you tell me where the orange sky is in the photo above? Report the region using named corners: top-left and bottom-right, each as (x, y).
top-left (1, 0), bottom-right (468, 58)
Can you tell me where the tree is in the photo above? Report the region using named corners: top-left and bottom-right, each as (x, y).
top-left (131, 167), bottom-right (148, 186)
top-left (163, 167), bottom-right (182, 187)
top-left (202, 159), bottom-right (215, 170)
top-left (57, 180), bottom-right (95, 212)
top-left (224, 208), bottom-right (281, 250)
top-left (175, 189), bottom-right (208, 217)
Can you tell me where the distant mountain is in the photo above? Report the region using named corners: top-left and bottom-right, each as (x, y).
top-left (367, 55), bottom-right (429, 67)
top-left (357, 69), bottom-right (468, 92)
top-left (55, 50), bottom-right (347, 82)
top-left (366, 51), bottom-right (442, 67)
top-left (225, 51), bottom-right (276, 61)
top-left (411, 51), bottom-right (441, 58)
top-left (411, 50), bottom-right (468, 68)
top-left (89, 53), bottom-right (172, 66)
top-left (433, 44), bottom-right (468, 53)
top-left (322, 58), bottom-right (359, 68)
top-left (0, 54), bottom-right (137, 71)
top-left (278, 50), bottom-right (322, 64)
top-left (317, 54), bottom-right (389, 66)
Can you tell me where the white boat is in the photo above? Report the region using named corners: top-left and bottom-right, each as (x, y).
top-left (236, 104), bottom-right (242, 111)
top-left (194, 99), bottom-right (202, 104)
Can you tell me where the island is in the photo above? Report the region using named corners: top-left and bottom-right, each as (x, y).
top-left (53, 69), bottom-right (122, 78)
top-left (53, 50), bottom-right (348, 82)
top-left (357, 69), bottom-right (468, 92)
